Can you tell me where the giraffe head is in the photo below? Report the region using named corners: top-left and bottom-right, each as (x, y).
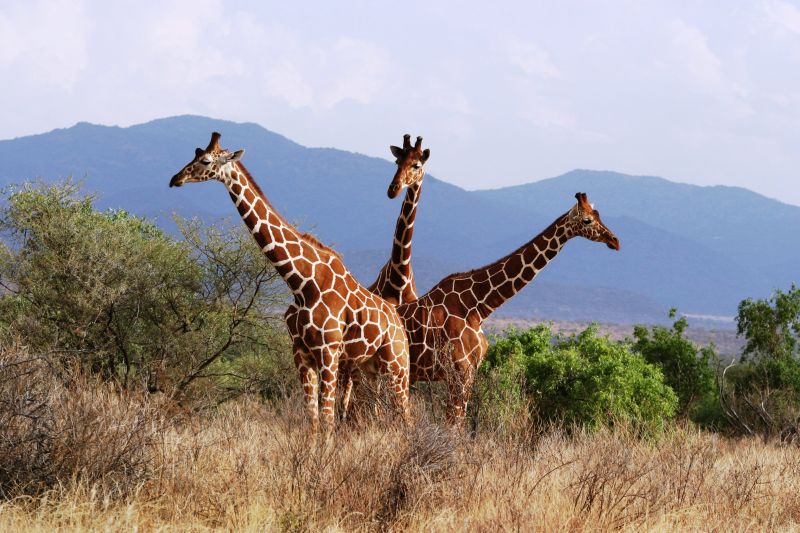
top-left (566, 192), bottom-right (620, 250)
top-left (169, 132), bottom-right (245, 188)
top-left (386, 134), bottom-right (430, 199)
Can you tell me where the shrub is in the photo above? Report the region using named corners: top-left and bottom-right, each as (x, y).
top-left (0, 339), bottom-right (165, 497)
top-left (0, 182), bottom-right (292, 402)
top-left (482, 325), bottom-right (677, 433)
top-left (632, 309), bottom-right (718, 420)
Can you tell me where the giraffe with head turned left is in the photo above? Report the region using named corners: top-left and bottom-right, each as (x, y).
top-left (169, 132), bottom-right (411, 437)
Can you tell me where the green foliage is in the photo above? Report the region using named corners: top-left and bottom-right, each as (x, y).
top-left (632, 309), bottom-right (717, 419)
top-left (482, 324), bottom-right (677, 433)
top-left (0, 181), bottom-right (292, 402)
top-left (719, 286), bottom-right (800, 441)
top-left (737, 285), bottom-right (800, 362)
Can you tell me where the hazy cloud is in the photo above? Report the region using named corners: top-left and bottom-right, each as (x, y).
top-left (0, 1), bottom-right (798, 205)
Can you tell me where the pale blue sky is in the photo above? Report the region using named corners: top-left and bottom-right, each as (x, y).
top-left (1, 1), bottom-right (799, 204)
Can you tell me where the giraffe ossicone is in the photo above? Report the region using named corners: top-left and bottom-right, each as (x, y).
top-left (170, 132), bottom-right (411, 437)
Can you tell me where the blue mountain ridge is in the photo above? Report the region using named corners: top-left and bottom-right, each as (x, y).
top-left (2, 115), bottom-right (796, 324)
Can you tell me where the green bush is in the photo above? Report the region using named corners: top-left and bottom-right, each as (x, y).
top-left (481, 325), bottom-right (677, 433)
top-left (0, 181), bottom-right (292, 402)
top-left (632, 310), bottom-right (717, 420)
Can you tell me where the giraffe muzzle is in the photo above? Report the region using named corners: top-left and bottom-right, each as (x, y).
top-left (387, 183), bottom-right (401, 199)
top-left (606, 236), bottom-right (620, 251)
top-left (169, 173), bottom-right (185, 188)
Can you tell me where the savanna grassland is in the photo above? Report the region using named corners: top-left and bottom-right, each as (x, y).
top-left (1, 383), bottom-right (799, 532)
top-left (2, 183), bottom-right (800, 532)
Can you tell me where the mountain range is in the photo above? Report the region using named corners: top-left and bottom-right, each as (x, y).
top-left (1, 115), bottom-right (797, 325)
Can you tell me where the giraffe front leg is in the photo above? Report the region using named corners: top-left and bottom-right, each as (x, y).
top-left (318, 347), bottom-right (340, 439)
top-left (295, 352), bottom-right (319, 435)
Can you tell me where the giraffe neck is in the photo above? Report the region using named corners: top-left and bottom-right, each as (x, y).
top-left (468, 214), bottom-right (572, 319)
top-left (370, 182), bottom-right (422, 303)
top-left (224, 162), bottom-right (334, 296)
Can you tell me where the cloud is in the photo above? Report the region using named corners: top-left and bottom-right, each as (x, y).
top-left (500, 37), bottom-right (561, 79)
top-left (669, 20), bottom-right (727, 93)
top-left (764, 0), bottom-right (800, 35)
top-left (0, 0), bottom-right (90, 88)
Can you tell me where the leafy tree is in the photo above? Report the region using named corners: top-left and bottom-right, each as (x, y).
top-left (633, 309), bottom-right (717, 419)
top-left (482, 325), bottom-right (677, 433)
top-left (737, 285), bottom-right (800, 362)
top-left (719, 286), bottom-right (800, 442)
top-left (0, 181), bottom-right (292, 402)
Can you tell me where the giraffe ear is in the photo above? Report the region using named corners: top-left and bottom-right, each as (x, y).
top-left (420, 148), bottom-right (430, 163)
top-left (390, 145), bottom-right (404, 159)
top-left (229, 149), bottom-right (244, 162)
top-left (195, 148), bottom-right (204, 158)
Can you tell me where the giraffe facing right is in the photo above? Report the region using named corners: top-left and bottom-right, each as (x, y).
top-left (395, 192), bottom-right (621, 423)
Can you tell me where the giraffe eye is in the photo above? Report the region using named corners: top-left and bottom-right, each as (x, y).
top-left (200, 158), bottom-right (211, 165)
top-left (582, 217), bottom-right (592, 225)
top-left (412, 163), bottom-right (421, 170)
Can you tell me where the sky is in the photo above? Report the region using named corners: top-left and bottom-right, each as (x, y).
top-left (1, 1), bottom-right (799, 204)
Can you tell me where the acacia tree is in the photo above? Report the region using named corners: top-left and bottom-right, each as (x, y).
top-left (0, 181), bottom-right (291, 402)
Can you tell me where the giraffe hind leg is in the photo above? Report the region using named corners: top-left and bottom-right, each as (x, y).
top-left (376, 342), bottom-right (411, 426)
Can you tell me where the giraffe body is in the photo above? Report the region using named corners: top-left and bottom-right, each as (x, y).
top-left (170, 133), bottom-right (410, 436)
top-left (396, 193), bottom-right (620, 421)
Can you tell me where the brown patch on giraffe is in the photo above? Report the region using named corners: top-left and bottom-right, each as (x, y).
top-left (253, 200), bottom-right (267, 219)
top-left (315, 263), bottom-right (335, 287)
top-left (301, 283), bottom-right (321, 306)
top-left (252, 231), bottom-right (268, 249)
top-left (285, 242), bottom-right (302, 259)
top-left (505, 253), bottom-right (523, 274)
top-left (271, 245), bottom-right (289, 264)
top-left (242, 210), bottom-right (260, 230)
top-left (325, 292), bottom-right (346, 315)
top-left (286, 273), bottom-right (303, 288)
top-left (294, 257), bottom-right (314, 278)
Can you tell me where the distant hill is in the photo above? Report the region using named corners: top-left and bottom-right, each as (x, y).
top-left (1, 116), bottom-right (796, 324)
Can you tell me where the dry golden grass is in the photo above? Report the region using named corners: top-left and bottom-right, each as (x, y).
top-left (2, 393), bottom-right (800, 533)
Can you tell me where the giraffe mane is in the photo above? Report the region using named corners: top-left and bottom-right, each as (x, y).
top-left (299, 231), bottom-right (343, 260)
top-left (234, 162), bottom-right (343, 261)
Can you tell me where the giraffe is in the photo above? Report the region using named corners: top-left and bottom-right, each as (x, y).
top-left (339, 134), bottom-right (430, 415)
top-left (169, 132), bottom-right (411, 436)
top-left (395, 192), bottom-right (620, 423)
top-left (368, 133), bottom-right (430, 306)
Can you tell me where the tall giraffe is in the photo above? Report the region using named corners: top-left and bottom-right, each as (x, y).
top-left (340, 134), bottom-right (429, 414)
top-left (368, 134), bottom-right (430, 306)
top-left (169, 132), bottom-right (410, 436)
top-left (396, 192), bottom-right (620, 422)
